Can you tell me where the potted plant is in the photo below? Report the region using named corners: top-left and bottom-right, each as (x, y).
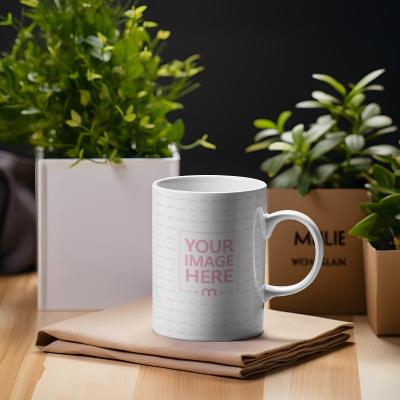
top-left (349, 158), bottom-right (400, 334)
top-left (246, 69), bottom-right (399, 313)
top-left (0, 1), bottom-right (214, 310)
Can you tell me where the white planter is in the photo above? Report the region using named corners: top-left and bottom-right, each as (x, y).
top-left (36, 149), bottom-right (180, 310)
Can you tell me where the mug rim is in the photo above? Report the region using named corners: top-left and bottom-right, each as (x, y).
top-left (153, 175), bottom-right (267, 194)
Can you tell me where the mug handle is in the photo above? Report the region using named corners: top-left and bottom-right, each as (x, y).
top-left (254, 208), bottom-right (324, 303)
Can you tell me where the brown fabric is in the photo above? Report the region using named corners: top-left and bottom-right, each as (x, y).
top-left (0, 151), bottom-right (35, 274)
top-left (36, 299), bottom-right (353, 378)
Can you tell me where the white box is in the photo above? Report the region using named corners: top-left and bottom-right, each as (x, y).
top-left (36, 150), bottom-right (180, 310)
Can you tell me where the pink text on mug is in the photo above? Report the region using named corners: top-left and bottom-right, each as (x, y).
top-left (179, 231), bottom-right (238, 296)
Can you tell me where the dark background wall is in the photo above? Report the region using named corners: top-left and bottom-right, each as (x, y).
top-left (1, 0), bottom-right (399, 180)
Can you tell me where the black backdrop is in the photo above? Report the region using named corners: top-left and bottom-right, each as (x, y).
top-left (1, 0), bottom-right (399, 180)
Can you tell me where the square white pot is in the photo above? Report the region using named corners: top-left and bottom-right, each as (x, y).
top-left (36, 149), bottom-right (180, 310)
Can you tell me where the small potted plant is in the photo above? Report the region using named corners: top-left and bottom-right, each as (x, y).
top-left (0, 1), bottom-right (214, 310)
top-left (349, 158), bottom-right (400, 334)
top-left (246, 69), bottom-right (399, 314)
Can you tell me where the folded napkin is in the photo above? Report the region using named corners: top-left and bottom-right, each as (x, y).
top-left (36, 299), bottom-right (353, 379)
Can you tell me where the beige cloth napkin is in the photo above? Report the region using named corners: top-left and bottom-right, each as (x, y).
top-left (36, 299), bottom-right (353, 379)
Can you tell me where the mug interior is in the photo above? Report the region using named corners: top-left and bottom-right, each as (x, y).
top-left (154, 175), bottom-right (266, 194)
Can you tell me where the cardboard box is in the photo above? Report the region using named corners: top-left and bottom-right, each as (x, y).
top-left (363, 240), bottom-right (400, 335)
top-left (267, 188), bottom-right (368, 314)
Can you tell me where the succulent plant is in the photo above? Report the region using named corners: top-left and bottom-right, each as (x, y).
top-left (246, 69), bottom-right (399, 195)
top-left (349, 155), bottom-right (400, 250)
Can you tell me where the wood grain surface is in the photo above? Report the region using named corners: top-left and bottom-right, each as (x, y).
top-left (1, 273), bottom-right (399, 400)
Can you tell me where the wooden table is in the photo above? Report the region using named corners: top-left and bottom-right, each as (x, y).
top-left (1, 273), bottom-right (399, 400)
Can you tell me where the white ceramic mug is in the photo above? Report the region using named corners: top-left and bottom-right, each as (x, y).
top-left (152, 175), bottom-right (323, 341)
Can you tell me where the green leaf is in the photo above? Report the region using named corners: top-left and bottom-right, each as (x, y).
top-left (254, 129), bottom-right (279, 142)
top-left (276, 111), bottom-right (292, 131)
top-left (292, 124), bottom-right (304, 148)
top-left (124, 5), bottom-right (147, 19)
top-left (365, 183), bottom-right (397, 196)
top-left (350, 93), bottom-right (365, 107)
top-left (370, 194), bottom-right (400, 215)
top-left (364, 145), bottom-right (399, 156)
top-left (352, 69), bottom-right (385, 92)
top-left (123, 113), bottom-right (136, 122)
top-left (326, 131), bottom-right (346, 140)
top-left (20, 0), bottom-right (39, 8)
top-left (21, 107), bottom-right (40, 115)
top-left (253, 119), bottom-right (276, 129)
top-left (135, 5), bottom-right (148, 15)
top-left (245, 140), bottom-right (273, 153)
top-left (344, 108), bottom-right (359, 121)
top-left (363, 115), bottom-right (392, 128)
top-left (311, 91), bottom-right (339, 104)
top-left (70, 110), bottom-right (82, 125)
top-left (379, 193), bottom-right (400, 208)
top-left (313, 164), bottom-right (337, 184)
top-left (86, 70), bottom-right (103, 81)
top-left (371, 164), bottom-right (395, 188)
top-left (360, 202), bottom-right (378, 213)
top-left (143, 21), bottom-right (158, 28)
top-left (298, 170), bottom-right (313, 195)
top-left (97, 32), bottom-right (107, 45)
top-left (312, 73), bottom-right (347, 95)
top-left (364, 84), bottom-right (384, 91)
top-left (201, 141), bottom-right (216, 150)
top-left (349, 213), bottom-right (378, 238)
top-left (126, 105), bottom-right (134, 115)
top-left (179, 134), bottom-right (216, 150)
top-left (316, 115), bottom-right (335, 124)
top-left (345, 134), bottom-right (365, 152)
top-left (168, 119), bottom-right (185, 142)
top-left (305, 120), bottom-right (335, 144)
top-left (69, 71), bottom-right (79, 80)
top-left (99, 84), bottom-right (110, 100)
top-left (261, 154), bottom-right (289, 177)
top-left (0, 12), bottom-right (13, 26)
top-left (79, 90), bottom-right (91, 107)
top-left (346, 157), bottom-right (371, 171)
top-left (139, 115), bottom-right (154, 129)
top-left (270, 165), bottom-right (302, 188)
top-left (296, 100), bottom-right (324, 109)
top-left (84, 35), bottom-right (103, 49)
top-left (115, 105), bottom-right (124, 117)
top-left (280, 132), bottom-right (294, 144)
top-left (292, 124), bottom-right (304, 134)
top-left (198, 134), bottom-right (216, 150)
top-left (373, 126), bottom-right (397, 136)
top-left (361, 103), bottom-right (381, 121)
top-left (137, 90), bottom-right (147, 99)
top-left (269, 142), bottom-right (293, 151)
top-left (157, 30), bottom-right (171, 40)
top-left (309, 136), bottom-right (343, 160)
top-left (66, 120), bottom-right (80, 128)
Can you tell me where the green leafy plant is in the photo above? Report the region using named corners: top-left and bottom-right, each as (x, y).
top-left (246, 69), bottom-right (399, 195)
top-left (0, 0), bottom-right (214, 163)
top-left (349, 156), bottom-right (400, 250)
